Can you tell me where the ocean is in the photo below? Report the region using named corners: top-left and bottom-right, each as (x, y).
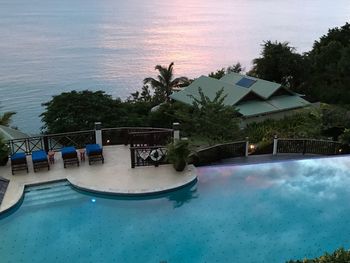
top-left (0, 0), bottom-right (349, 133)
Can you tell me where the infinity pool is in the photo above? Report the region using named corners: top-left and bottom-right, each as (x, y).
top-left (1, 156), bottom-right (350, 263)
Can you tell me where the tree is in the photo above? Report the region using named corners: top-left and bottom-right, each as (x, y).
top-left (208, 68), bottom-right (226, 79)
top-left (0, 111), bottom-right (16, 126)
top-left (176, 88), bottom-right (240, 142)
top-left (0, 103), bottom-right (16, 126)
top-left (143, 62), bottom-right (189, 103)
top-left (249, 41), bottom-right (305, 90)
top-left (128, 85), bottom-right (153, 103)
top-left (226, 62), bottom-right (244, 74)
top-left (304, 23), bottom-right (350, 103)
top-left (208, 62), bottom-right (244, 79)
top-left (40, 90), bottom-right (128, 133)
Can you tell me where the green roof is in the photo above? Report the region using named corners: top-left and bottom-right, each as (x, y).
top-left (267, 95), bottom-right (311, 111)
top-left (236, 101), bottom-right (278, 116)
top-left (220, 72), bottom-right (281, 99)
top-left (170, 76), bottom-right (253, 106)
top-left (170, 73), bottom-right (311, 117)
top-left (237, 96), bottom-right (311, 117)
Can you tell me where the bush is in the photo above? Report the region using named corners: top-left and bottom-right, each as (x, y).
top-left (166, 140), bottom-right (191, 171)
top-left (339, 128), bottom-right (350, 144)
top-left (0, 136), bottom-right (9, 166)
top-left (245, 109), bottom-right (323, 143)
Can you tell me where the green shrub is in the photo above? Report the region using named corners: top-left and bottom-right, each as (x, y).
top-left (339, 128), bottom-right (350, 144)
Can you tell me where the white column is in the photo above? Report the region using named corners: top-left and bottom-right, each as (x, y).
top-left (173, 122), bottom-right (180, 141)
top-left (245, 137), bottom-right (249, 157)
top-left (273, 135), bottom-right (278, 155)
top-left (95, 122), bottom-right (102, 147)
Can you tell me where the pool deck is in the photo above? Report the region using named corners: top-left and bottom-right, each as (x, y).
top-left (0, 145), bottom-right (197, 213)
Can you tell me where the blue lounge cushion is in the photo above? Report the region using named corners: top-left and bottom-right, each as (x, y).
top-left (61, 146), bottom-right (77, 156)
top-left (11, 152), bottom-right (26, 161)
top-left (86, 144), bottom-right (102, 155)
top-left (32, 150), bottom-right (47, 162)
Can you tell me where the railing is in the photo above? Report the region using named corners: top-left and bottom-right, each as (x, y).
top-left (129, 130), bottom-right (173, 147)
top-left (6, 127), bottom-right (173, 155)
top-left (44, 130), bottom-right (95, 151)
top-left (102, 127), bottom-right (173, 146)
top-left (7, 130), bottom-right (95, 155)
top-left (277, 138), bottom-right (346, 155)
top-left (130, 145), bottom-right (168, 168)
top-left (8, 136), bottom-right (44, 155)
top-left (190, 141), bottom-right (247, 166)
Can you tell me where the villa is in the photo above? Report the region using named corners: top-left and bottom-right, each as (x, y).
top-left (170, 73), bottom-right (311, 124)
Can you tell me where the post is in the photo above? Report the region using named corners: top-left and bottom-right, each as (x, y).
top-left (302, 139), bottom-right (306, 155)
top-left (245, 137), bottom-right (249, 157)
top-left (43, 136), bottom-right (49, 153)
top-left (173, 122), bottom-right (180, 141)
top-left (273, 135), bottom-right (278, 155)
top-left (130, 148), bottom-right (135, 168)
top-left (95, 122), bottom-right (102, 147)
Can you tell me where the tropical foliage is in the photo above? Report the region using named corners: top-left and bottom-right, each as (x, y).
top-left (176, 88), bottom-right (241, 143)
top-left (40, 90), bottom-right (153, 133)
top-left (208, 62), bottom-right (244, 79)
top-left (244, 109), bottom-right (323, 143)
top-left (143, 62), bottom-right (189, 103)
top-left (287, 248), bottom-right (350, 263)
top-left (304, 23), bottom-right (350, 103)
top-left (166, 140), bottom-right (191, 171)
top-left (0, 103), bottom-right (16, 127)
top-left (249, 23), bottom-right (350, 104)
top-left (249, 41), bottom-right (305, 90)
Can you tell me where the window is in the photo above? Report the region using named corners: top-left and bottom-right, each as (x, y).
top-left (236, 77), bottom-right (256, 88)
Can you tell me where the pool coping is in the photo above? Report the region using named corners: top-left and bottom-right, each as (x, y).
top-left (0, 168), bottom-right (198, 217)
top-left (0, 145), bottom-right (198, 215)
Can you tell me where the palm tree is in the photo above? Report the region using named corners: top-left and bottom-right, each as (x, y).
top-left (143, 62), bottom-right (189, 103)
top-left (0, 104), bottom-right (15, 126)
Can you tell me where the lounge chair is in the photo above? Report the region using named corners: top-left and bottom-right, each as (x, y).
top-left (32, 150), bottom-right (50, 172)
top-left (10, 152), bottom-right (28, 175)
top-left (61, 146), bottom-right (79, 168)
top-left (86, 144), bottom-right (104, 165)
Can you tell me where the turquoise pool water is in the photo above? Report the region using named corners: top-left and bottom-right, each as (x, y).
top-left (1, 156), bottom-right (350, 262)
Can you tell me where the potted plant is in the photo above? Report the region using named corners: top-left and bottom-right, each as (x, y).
top-left (166, 140), bottom-right (191, 172)
top-left (0, 137), bottom-right (9, 166)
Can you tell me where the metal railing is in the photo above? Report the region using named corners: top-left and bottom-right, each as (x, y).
top-left (6, 127), bottom-right (173, 155)
top-left (276, 138), bottom-right (346, 155)
top-left (7, 130), bottom-right (96, 155)
top-left (130, 145), bottom-right (168, 168)
top-left (102, 127), bottom-right (173, 146)
top-left (190, 141), bottom-right (247, 166)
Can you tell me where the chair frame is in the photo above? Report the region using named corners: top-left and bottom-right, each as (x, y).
top-left (32, 151), bottom-right (50, 172)
top-left (62, 151), bottom-right (79, 168)
top-left (86, 144), bottom-right (104, 165)
top-left (11, 155), bottom-right (29, 175)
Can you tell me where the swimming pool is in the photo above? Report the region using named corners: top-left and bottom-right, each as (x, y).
top-left (1, 156), bottom-right (350, 262)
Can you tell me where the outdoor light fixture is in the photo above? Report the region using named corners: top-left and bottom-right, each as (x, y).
top-left (249, 144), bottom-right (255, 150)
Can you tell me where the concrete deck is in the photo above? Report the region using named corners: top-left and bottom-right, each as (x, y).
top-left (0, 145), bottom-right (197, 213)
